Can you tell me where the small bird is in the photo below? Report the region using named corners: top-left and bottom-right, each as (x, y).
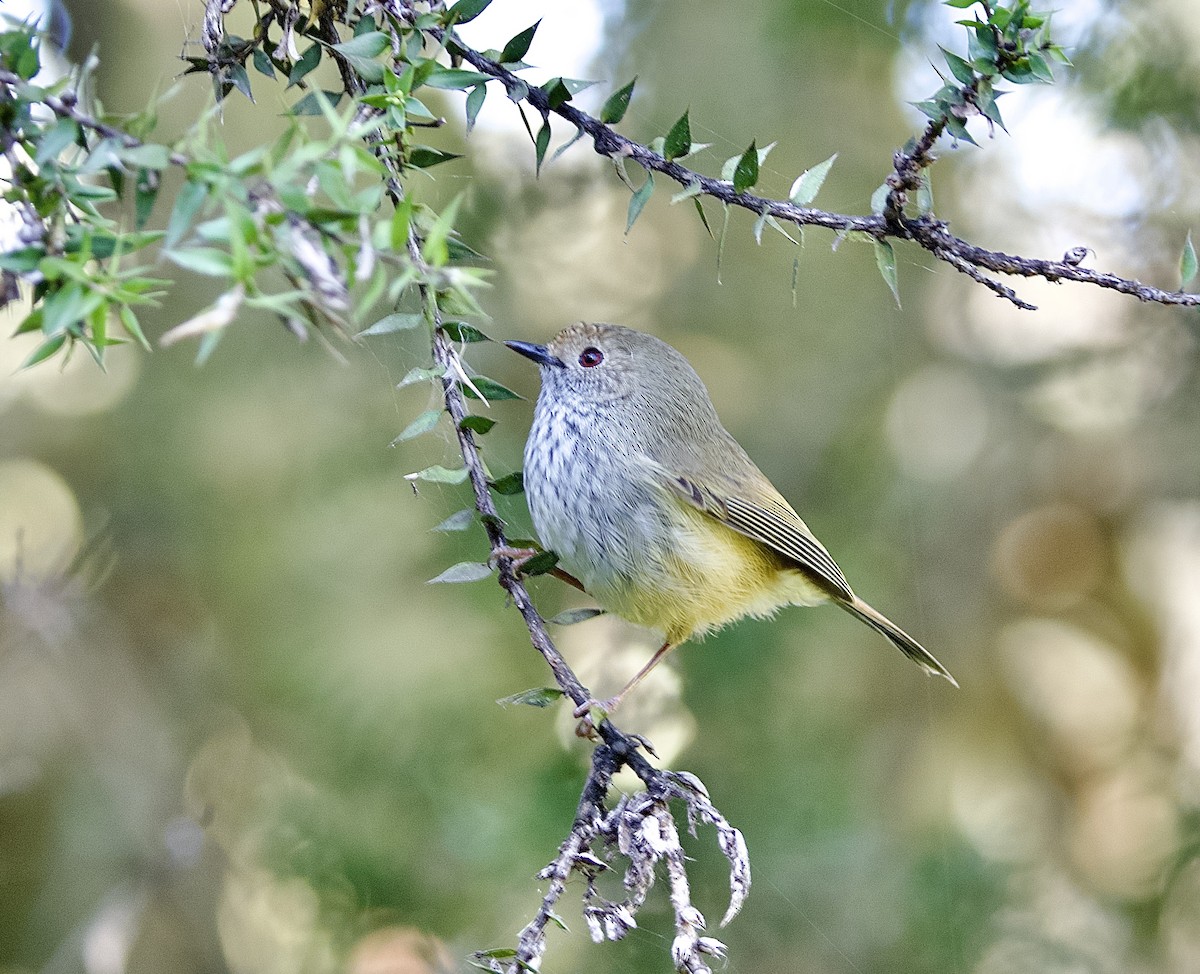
top-left (506, 323), bottom-right (956, 724)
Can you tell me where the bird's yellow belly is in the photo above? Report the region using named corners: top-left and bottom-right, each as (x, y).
top-left (599, 500), bottom-right (828, 644)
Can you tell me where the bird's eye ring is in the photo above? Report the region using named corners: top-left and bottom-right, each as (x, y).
top-left (579, 347), bottom-right (604, 368)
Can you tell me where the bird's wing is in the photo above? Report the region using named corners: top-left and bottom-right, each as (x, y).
top-left (662, 470), bottom-right (856, 603)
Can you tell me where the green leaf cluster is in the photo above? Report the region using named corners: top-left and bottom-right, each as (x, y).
top-left (916, 0), bottom-right (1069, 143)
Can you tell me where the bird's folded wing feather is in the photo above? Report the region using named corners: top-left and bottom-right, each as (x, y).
top-left (662, 471), bottom-right (856, 603)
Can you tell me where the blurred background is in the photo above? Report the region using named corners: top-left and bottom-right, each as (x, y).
top-left (3, 0), bottom-right (1200, 972)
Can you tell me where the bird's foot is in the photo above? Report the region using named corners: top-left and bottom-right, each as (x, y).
top-left (491, 546), bottom-right (586, 592)
top-left (572, 695), bottom-right (618, 739)
top-left (490, 545), bottom-right (538, 570)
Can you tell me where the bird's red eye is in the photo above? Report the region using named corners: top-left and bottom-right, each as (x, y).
top-left (579, 347), bottom-right (604, 368)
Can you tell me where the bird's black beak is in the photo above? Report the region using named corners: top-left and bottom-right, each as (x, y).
top-left (504, 340), bottom-right (566, 369)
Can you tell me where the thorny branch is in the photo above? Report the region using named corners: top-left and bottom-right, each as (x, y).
top-left (428, 22), bottom-right (1200, 312)
top-left (257, 5), bottom-right (752, 971)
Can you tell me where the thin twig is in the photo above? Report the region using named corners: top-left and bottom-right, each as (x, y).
top-left (434, 28), bottom-right (1200, 312)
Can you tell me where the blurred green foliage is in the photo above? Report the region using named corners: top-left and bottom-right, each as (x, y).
top-left (3, 1), bottom-right (1200, 973)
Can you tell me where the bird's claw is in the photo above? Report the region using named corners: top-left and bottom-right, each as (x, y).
top-left (572, 696), bottom-right (617, 738)
top-left (489, 545), bottom-right (538, 571)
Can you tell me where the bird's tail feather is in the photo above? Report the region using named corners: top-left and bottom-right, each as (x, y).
top-left (841, 596), bottom-right (958, 687)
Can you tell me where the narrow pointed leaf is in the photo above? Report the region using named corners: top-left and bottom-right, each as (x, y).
top-left (459, 415), bottom-right (496, 434)
top-left (446, 0), bottom-right (492, 25)
top-left (397, 365), bottom-right (444, 388)
top-left (874, 239), bottom-right (901, 308)
top-left (693, 197), bottom-right (714, 238)
top-left (461, 376), bottom-right (523, 401)
top-left (548, 607), bottom-right (605, 626)
top-left (465, 84), bottom-right (487, 134)
top-left (433, 508), bottom-right (475, 532)
top-left (626, 171), bottom-right (654, 234)
top-left (600, 77), bottom-right (636, 124)
top-left (664, 110), bottom-right (691, 161)
top-left (501, 21), bottom-right (539, 63)
top-left (441, 321), bottom-right (491, 343)
top-left (671, 179), bottom-right (703, 204)
top-left (428, 561), bottom-right (493, 584)
top-left (406, 465), bottom-right (469, 484)
top-left (788, 153), bottom-right (837, 205)
top-left (1181, 231), bottom-right (1198, 288)
top-left (393, 409), bottom-right (442, 444)
top-left (534, 120), bottom-right (551, 173)
top-left (941, 47), bottom-right (976, 85)
top-left (359, 312), bottom-right (425, 336)
top-left (497, 687), bottom-right (564, 708)
top-left (520, 550), bottom-right (559, 576)
top-left (489, 471), bottom-right (524, 495)
top-left (732, 141), bottom-right (759, 193)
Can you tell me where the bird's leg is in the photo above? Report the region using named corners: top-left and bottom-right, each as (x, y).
top-left (574, 640), bottom-right (676, 737)
top-left (490, 546), bottom-right (586, 592)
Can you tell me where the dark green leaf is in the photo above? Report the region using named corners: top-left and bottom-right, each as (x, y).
top-left (943, 114), bottom-right (978, 146)
top-left (393, 409), bottom-right (442, 444)
top-left (496, 687), bottom-right (564, 709)
top-left (534, 120), bottom-right (551, 174)
top-left (1027, 52), bottom-right (1054, 83)
top-left (941, 47), bottom-right (975, 85)
top-left (462, 376), bottom-right (523, 401)
top-left (693, 197), bottom-right (714, 238)
top-left (874, 239), bottom-right (900, 308)
top-left (733, 141), bottom-right (759, 193)
top-left (465, 84), bottom-right (487, 133)
top-left (428, 561), bottom-right (493, 584)
top-left (446, 0), bottom-right (492, 24)
top-left (134, 168), bottom-right (159, 229)
top-left (489, 471), bottom-right (524, 495)
top-left (288, 43), bottom-right (322, 87)
top-left (441, 321), bottom-right (491, 343)
top-left (408, 146), bottom-right (463, 169)
top-left (252, 48), bottom-right (275, 78)
top-left (542, 77), bottom-right (572, 109)
top-left (459, 415), bottom-right (496, 435)
top-left (547, 607), bottom-right (605, 626)
top-left (501, 21), bottom-right (539, 63)
top-left (664, 110), bottom-right (691, 161)
top-left (228, 63), bottom-right (254, 101)
top-left (0, 247), bottom-right (44, 272)
top-left (600, 77), bottom-right (636, 124)
top-left (520, 550), bottom-right (559, 576)
top-left (975, 79), bottom-right (1005, 130)
top-left (20, 333), bottom-right (67, 370)
top-left (432, 508), bottom-right (475, 532)
top-left (626, 171), bottom-right (654, 234)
